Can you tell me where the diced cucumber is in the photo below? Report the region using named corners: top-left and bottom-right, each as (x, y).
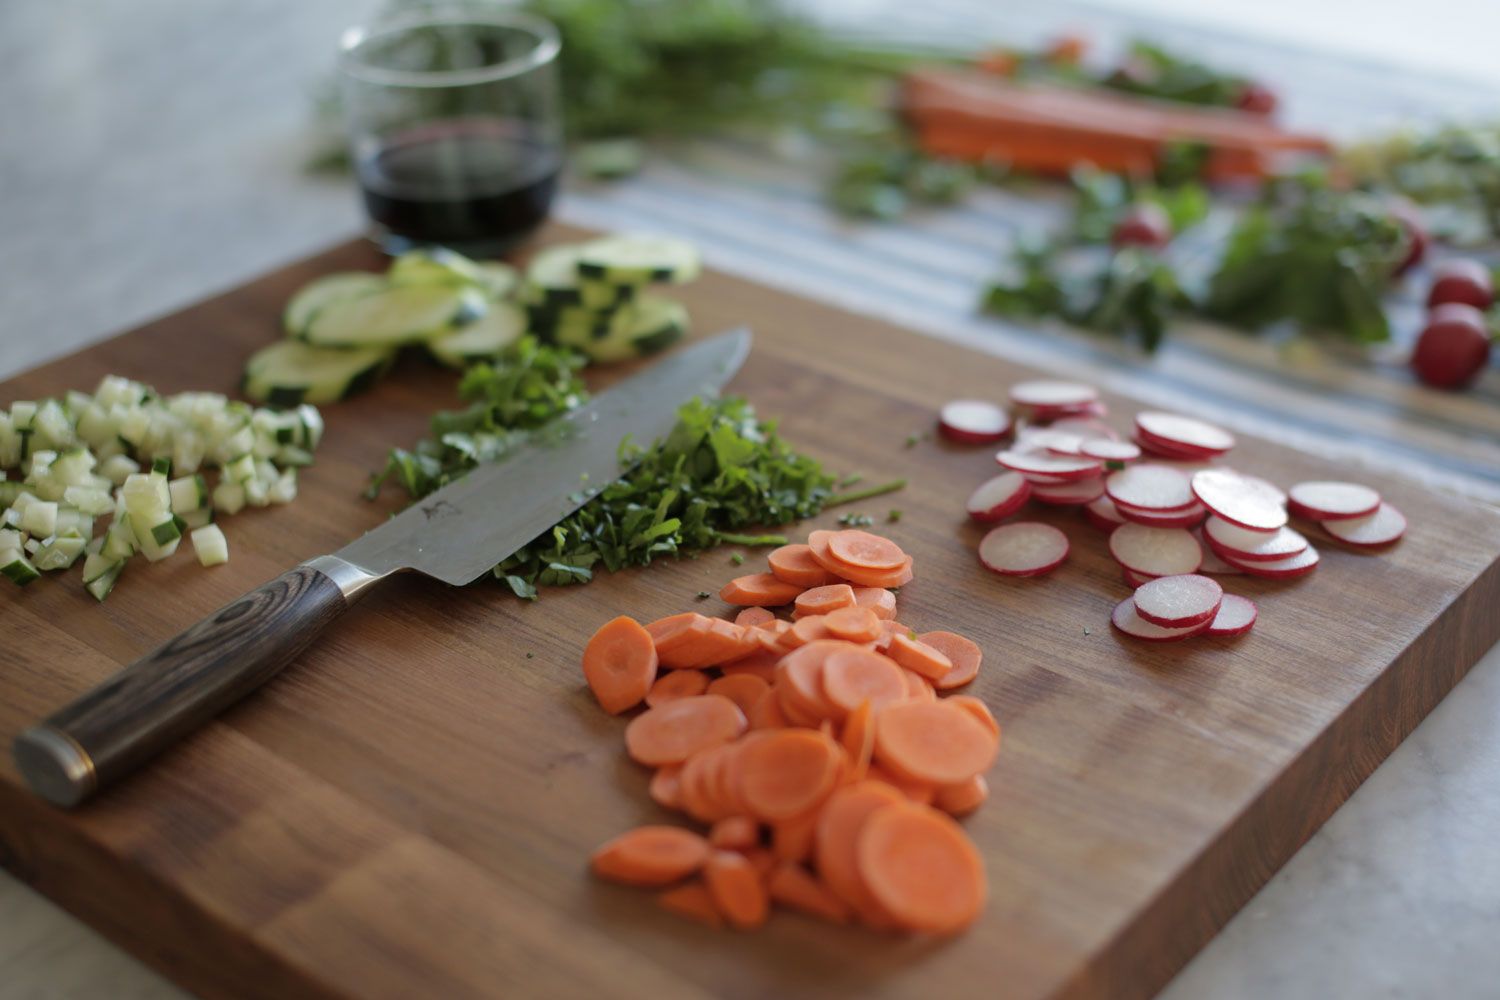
top-left (283, 271), bottom-right (387, 336)
top-left (178, 507), bottom-right (214, 530)
top-left (302, 285), bottom-right (486, 347)
top-left (212, 480), bottom-right (246, 515)
top-left (52, 505), bottom-right (92, 538)
top-left (576, 234), bottom-right (701, 284)
top-left (34, 534), bottom-right (86, 571)
top-left (0, 527), bottom-right (21, 550)
top-left (19, 500), bottom-right (57, 537)
top-left (389, 248), bottom-right (484, 289)
top-left (99, 454), bottom-right (140, 485)
top-left (0, 481), bottom-right (21, 507)
top-left (168, 474), bottom-right (208, 513)
top-left (102, 518), bottom-right (137, 559)
top-left (243, 478), bottom-right (270, 507)
top-left (428, 302), bottom-right (527, 368)
top-left (171, 430), bottom-right (205, 475)
top-left (275, 445), bottom-right (315, 467)
top-left (122, 472), bottom-right (170, 517)
top-left (268, 468), bottom-right (297, 505)
top-left (223, 454), bottom-right (256, 484)
top-left (82, 546), bottom-right (115, 584)
top-left (150, 455), bottom-right (172, 476)
top-left (1, 549), bottom-right (40, 586)
top-left (85, 559), bottom-right (124, 601)
top-left (296, 404), bottom-right (324, 449)
top-left (189, 524), bottom-right (229, 567)
top-left (242, 340), bottom-right (395, 407)
top-left (132, 510), bottom-right (182, 562)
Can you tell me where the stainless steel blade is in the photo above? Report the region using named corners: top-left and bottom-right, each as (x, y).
top-left (334, 328), bottom-right (752, 585)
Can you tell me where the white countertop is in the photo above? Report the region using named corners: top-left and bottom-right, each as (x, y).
top-left (2, 1), bottom-right (1498, 997)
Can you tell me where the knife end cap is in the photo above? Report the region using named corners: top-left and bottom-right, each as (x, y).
top-left (13, 726), bottom-right (96, 808)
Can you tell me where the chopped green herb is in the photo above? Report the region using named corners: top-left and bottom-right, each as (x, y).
top-left (730, 552), bottom-right (745, 565)
top-left (837, 512), bottom-right (875, 527)
top-left (696, 590), bottom-right (712, 601)
top-left (887, 509), bottom-right (903, 522)
top-left (827, 478), bottom-right (906, 506)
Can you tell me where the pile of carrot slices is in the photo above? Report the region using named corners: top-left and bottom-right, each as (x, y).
top-left (581, 528), bottom-right (998, 934)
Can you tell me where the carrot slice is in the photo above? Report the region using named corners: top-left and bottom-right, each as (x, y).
top-left (582, 615), bottom-right (659, 715)
top-left (829, 530), bottom-right (907, 571)
top-left (748, 688), bottom-right (790, 730)
top-left (772, 809), bottom-right (820, 862)
top-left (704, 850), bottom-right (770, 929)
top-left (935, 775), bottom-right (990, 817)
top-left (887, 633), bottom-right (953, 681)
top-left (646, 669), bottom-right (710, 707)
top-left (840, 700), bottom-right (876, 782)
top-left (805, 529), bottom-right (853, 576)
top-left (707, 673), bottom-right (771, 716)
top-left (921, 631), bottom-right (982, 689)
top-left (813, 780), bottom-right (907, 918)
top-left (592, 825), bottom-right (710, 886)
top-left (667, 619), bottom-right (754, 669)
top-left (794, 583), bottom-right (857, 619)
top-left (720, 573), bottom-right (803, 607)
top-left (767, 863), bottom-right (853, 924)
top-left (734, 728), bottom-right (842, 821)
top-left (625, 695), bottom-right (748, 766)
top-left (719, 651), bottom-right (778, 683)
top-left (901, 669), bottom-right (936, 702)
top-left (855, 802), bottom-right (986, 933)
top-left (823, 606), bottom-right (882, 643)
top-left (853, 587), bottom-right (898, 621)
top-left (821, 648), bottom-right (907, 717)
top-left (657, 880), bottom-right (724, 928)
top-left (866, 763), bottom-right (936, 805)
top-left (741, 845), bottom-right (777, 878)
top-left (777, 640), bottom-right (847, 720)
top-left (874, 700), bottom-right (998, 786)
top-left (768, 544), bottom-right (838, 587)
top-left (678, 750), bottom-right (719, 823)
top-left (834, 557), bottom-right (915, 590)
top-left (786, 614), bottom-right (834, 647)
top-left (947, 695), bottom-right (1000, 740)
top-left (709, 815), bottom-right (760, 851)
top-left (650, 766), bottom-right (683, 811)
top-left (650, 613), bottom-right (716, 669)
top-left (734, 606), bottom-right (775, 628)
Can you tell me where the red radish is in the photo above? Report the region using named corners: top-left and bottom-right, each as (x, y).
top-left (1031, 478), bottom-right (1106, 505)
top-left (1008, 380), bottom-right (1098, 410)
top-left (1121, 567), bottom-right (1158, 587)
top-left (1235, 82), bottom-right (1277, 115)
top-left (1110, 596), bottom-right (1211, 642)
top-left (1203, 517), bottom-right (1308, 562)
top-left (978, 522), bottom-right (1069, 577)
top-left (1112, 203), bottom-right (1172, 249)
top-left (1411, 304), bottom-right (1492, 390)
top-left (1204, 594), bottom-right (1258, 637)
top-left (996, 450), bottom-right (1103, 480)
top-left (939, 399), bottom-right (1012, 444)
top-left (1049, 417), bottom-right (1118, 441)
top-left (1135, 412), bottom-right (1235, 454)
top-left (1133, 433), bottom-right (1220, 461)
top-left (1084, 495), bottom-right (1126, 531)
top-left (1220, 544), bottom-right (1320, 579)
top-left (1018, 471), bottom-right (1079, 485)
top-left (1080, 439), bottom-right (1140, 463)
top-left (1132, 574), bottom-right (1223, 628)
top-left (1388, 197), bottom-right (1428, 276)
top-left (1017, 427), bottom-right (1085, 456)
top-left (1115, 502), bottom-right (1207, 529)
top-left (1191, 469), bottom-right (1288, 532)
top-left (965, 472), bottom-right (1032, 523)
top-left (1237, 474), bottom-right (1288, 508)
top-left (1193, 533), bottom-right (1245, 575)
top-left (1286, 481), bottom-right (1380, 521)
top-left (1105, 464), bottom-right (1195, 511)
top-left (1109, 523), bottom-right (1203, 576)
top-left (1321, 502), bottom-right (1407, 547)
top-left (1426, 258), bottom-right (1493, 310)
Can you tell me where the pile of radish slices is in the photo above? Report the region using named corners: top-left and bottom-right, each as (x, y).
top-left (943, 380), bottom-right (1407, 644)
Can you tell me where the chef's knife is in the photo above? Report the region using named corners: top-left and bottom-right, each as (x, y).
top-left (13, 328), bottom-right (752, 808)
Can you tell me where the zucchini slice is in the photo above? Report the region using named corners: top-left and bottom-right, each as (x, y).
top-left (302, 285), bottom-right (486, 348)
top-left (242, 340), bottom-right (395, 407)
top-left (555, 296), bottom-right (690, 364)
top-left (576, 234), bottom-right (701, 284)
top-left (474, 261), bottom-right (520, 300)
top-left (428, 303), bottom-right (527, 368)
top-left (282, 272), bottom-right (386, 336)
top-left (389, 248), bottom-right (484, 289)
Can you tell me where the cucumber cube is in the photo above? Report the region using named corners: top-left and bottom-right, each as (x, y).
top-left (190, 524), bottom-right (229, 567)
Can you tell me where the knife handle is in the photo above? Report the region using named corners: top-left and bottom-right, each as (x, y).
top-left (12, 556), bottom-right (381, 807)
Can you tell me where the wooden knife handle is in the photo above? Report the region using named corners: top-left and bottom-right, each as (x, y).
top-left (12, 563), bottom-right (356, 807)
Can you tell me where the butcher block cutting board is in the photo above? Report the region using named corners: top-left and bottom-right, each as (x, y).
top-left (3, 225), bottom-right (1498, 1000)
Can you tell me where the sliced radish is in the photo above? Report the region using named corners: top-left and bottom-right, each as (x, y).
top-left (996, 450), bottom-right (1103, 480)
top-left (1019, 471), bottom-right (1078, 485)
top-left (1134, 433), bottom-right (1218, 461)
top-left (1049, 417), bottom-right (1118, 441)
top-left (1031, 477), bottom-right (1106, 505)
top-left (1321, 502), bottom-right (1406, 547)
top-left (1203, 517), bottom-right (1308, 562)
top-left (1191, 469), bottom-right (1288, 532)
top-left (1238, 474), bottom-right (1288, 508)
top-left (939, 399), bottom-right (1012, 444)
top-left (1080, 439), bottom-right (1141, 463)
top-left (1132, 574), bottom-right (1223, 628)
top-left (1135, 412), bottom-right (1235, 454)
top-left (1116, 502), bottom-right (1207, 529)
top-left (1286, 481), bottom-right (1380, 521)
top-left (1110, 596), bottom-right (1210, 642)
top-left (1016, 427), bottom-right (1085, 456)
top-left (1193, 534), bottom-right (1245, 575)
top-left (1220, 544), bottom-right (1320, 579)
top-left (978, 522), bottom-right (1070, 577)
top-left (1009, 380), bottom-right (1098, 409)
top-left (966, 472), bottom-right (1032, 523)
top-left (1105, 464), bottom-right (1195, 511)
top-left (1122, 567), bottom-right (1158, 587)
top-left (1204, 594), bottom-right (1257, 637)
top-left (1085, 496), bottom-right (1126, 531)
top-left (1109, 523), bottom-right (1203, 576)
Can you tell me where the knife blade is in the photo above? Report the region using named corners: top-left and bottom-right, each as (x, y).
top-left (13, 328), bottom-right (753, 807)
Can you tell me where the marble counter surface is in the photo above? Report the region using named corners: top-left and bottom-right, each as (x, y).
top-left (2, 2), bottom-right (1497, 998)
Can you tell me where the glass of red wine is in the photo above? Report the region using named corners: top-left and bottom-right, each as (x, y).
top-left (338, 9), bottom-right (562, 256)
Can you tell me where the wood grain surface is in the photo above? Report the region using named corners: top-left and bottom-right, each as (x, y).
top-left (2, 225), bottom-right (1498, 1000)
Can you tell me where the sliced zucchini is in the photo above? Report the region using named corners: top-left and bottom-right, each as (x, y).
top-left (475, 261), bottom-right (520, 300)
top-left (389, 248), bottom-right (484, 289)
top-left (523, 244), bottom-right (640, 309)
top-left (428, 302), bottom-right (527, 368)
top-left (302, 284), bottom-right (486, 348)
top-left (524, 301), bottom-right (628, 344)
top-left (555, 296), bottom-right (690, 364)
top-left (575, 234), bottom-right (701, 284)
top-left (242, 340), bottom-right (395, 407)
top-left (190, 524), bottom-right (229, 567)
top-left (283, 272), bottom-right (387, 336)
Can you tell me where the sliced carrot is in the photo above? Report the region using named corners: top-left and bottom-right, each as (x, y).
top-left (865, 762), bottom-right (937, 805)
top-left (786, 614), bottom-right (834, 648)
top-left (649, 766), bottom-right (683, 811)
top-left (734, 606), bottom-right (775, 628)
top-left (821, 648), bottom-right (907, 718)
top-left (823, 606), bottom-right (882, 643)
top-left (874, 700), bottom-right (998, 786)
top-left (734, 728), bottom-right (842, 821)
top-left (666, 618), bottom-right (755, 669)
top-left (768, 543), bottom-right (838, 587)
top-left (853, 587), bottom-right (897, 620)
top-left (840, 700), bottom-right (876, 782)
top-left (748, 688), bottom-right (790, 730)
top-left (835, 557), bottom-right (915, 590)
top-left (704, 850), bottom-right (770, 930)
top-left (813, 780), bottom-right (907, 918)
top-left (650, 613), bottom-right (716, 669)
top-left (935, 775), bottom-right (989, 817)
top-left (741, 845), bottom-right (777, 878)
top-left (873, 618), bottom-right (912, 652)
top-left (625, 694), bottom-right (748, 766)
top-left (777, 640), bottom-right (846, 720)
top-left (718, 651), bottom-right (778, 683)
top-left (887, 633), bottom-right (953, 682)
top-left (772, 809), bottom-right (819, 862)
top-left (793, 583), bottom-right (857, 619)
top-left (901, 669), bottom-right (936, 702)
top-left (582, 615), bottom-right (659, 715)
top-left (645, 612), bottom-right (703, 644)
top-left (829, 530), bottom-right (907, 571)
top-left (775, 683), bottom-right (826, 728)
top-left (657, 880), bottom-right (724, 928)
top-left (592, 825), bottom-right (710, 887)
top-left (646, 669), bottom-right (710, 707)
top-left (709, 815), bottom-right (760, 851)
top-left (720, 573), bottom-right (803, 607)
top-left (678, 750), bottom-right (719, 823)
top-left (855, 801), bottom-right (986, 933)
top-left (767, 863), bottom-right (852, 925)
top-left (706, 673), bottom-right (771, 716)
top-left (947, 695), bottom-right (1000, 740)
top-left (921, 631), bottom-right (982, 690)
top-left (805, 529), bottom-right (852, 576)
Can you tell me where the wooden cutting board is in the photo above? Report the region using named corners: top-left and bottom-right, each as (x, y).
top-left (3, 225), bottom-right (1498, 1000)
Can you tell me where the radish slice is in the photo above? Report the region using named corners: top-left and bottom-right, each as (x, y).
top-left (1238, 475), bottom-right (1288, 508)
top-left (1134, 433), bottom-right (1218, 461)
top-left (995, 450), bottom-right (1103, 480)
top-left (978, 522), bottom-right (1069, 577)
top-left (1116, 502), bottom-right (1207, 529)
top-left (1204, 594), bottom-right (1257, 637)
top-left (966, 472), bottom-right (1032, 523)
top-left (1321, 502), bottom-right (1406, 547)
top-left (1109, 523), bottom-right (1203, 576)
top-left (1049, 417), bottom-right (1118, 441)
top-left (1085, 496), bottom-right (1126, 531)
top-left (1286, 481), bottom-right (1380, 521)
top-left (1031, 477), bottom-right (1106, 505)
top-left (1135, 412), bottom-right (1235, 454)
top-left (1191, 469), bottom-right (1288, 532)
top-left (1193, 533), bottom-right (1245, 575)
top-left (1110, 596), bottom-right (1210, 641)
top-left (1122, 567), bottom-right (1158, 587)
top-left (1220, 544), bottom-right (1320, 579)
top-left (1132, 574), bottom-right (1223, 628)
top-left (1203, 517), bottom-right (1308, 561)
top-left (1009, 380), bottom-right (1098, 409)
top-left (1105, 464), bottom-right (1195, 511)
top-left (1080, 439), bottom-right (1141, 462)
top-left (939, 399), bottom-right (1012, 444)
